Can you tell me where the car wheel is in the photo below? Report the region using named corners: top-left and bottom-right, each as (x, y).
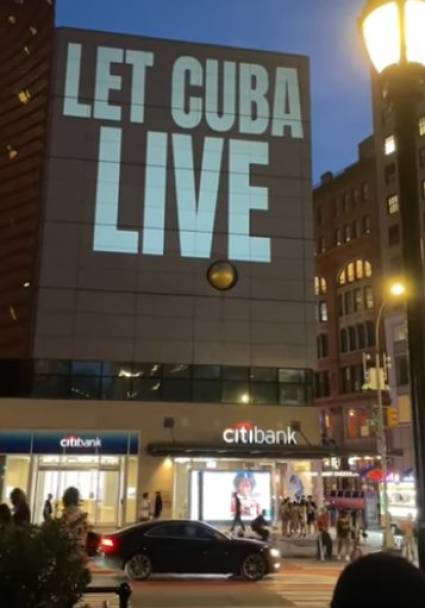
top-left (125, 553), bottom-right (152, 580)
top-left (240, 553), bottom-right (266, 581)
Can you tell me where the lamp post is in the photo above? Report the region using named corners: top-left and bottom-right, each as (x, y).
top-left (360, 0), bottom-right (425, 567)
top-left (374, 281), bottom-right (406, 549)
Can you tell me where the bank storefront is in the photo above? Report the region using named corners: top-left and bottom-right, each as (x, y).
top-left (0, 430), bottom-right (139, 527)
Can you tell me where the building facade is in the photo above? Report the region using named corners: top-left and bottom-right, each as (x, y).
top-left (0, 8), bottom-right (325, 527)
top-left (313, 137), bottom-right (386, 487)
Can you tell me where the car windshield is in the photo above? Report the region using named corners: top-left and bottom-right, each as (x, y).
top-left (197, 522), bottom-right (228, 541)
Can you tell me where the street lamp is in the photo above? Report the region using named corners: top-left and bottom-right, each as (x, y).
top-left (375, 280), bottom-right (406, 549)
top-left (360, 0), bottom-right (425, 567)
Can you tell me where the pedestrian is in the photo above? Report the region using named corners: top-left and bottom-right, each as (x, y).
top-left (43, 493), bottom-right (53, 522)
top-left (317, 507), bottom-right (332, 560)
top-left (139, 492), bottom-right (151, 521)
top-left (230, 491), bottom-right (245, 534)
top-left (331, 552), bottom-right (425, 608)
top-left (306, 495), bottom-right (317, 536)
top-left (299, 498), bottom-right (308, 537)
top-left (0, 503), bottom-right (12, 531)
top-left (401, 513), bottom-right (417, 562)
top-left (280, 498), bottom-right (290, 537)
top-left (61, 487), bottom-right (88, 557)
top-left (153, 491), bottom-right (163, 519)
top-left (251, 509), bottom-right (270, 542)
top-left (290, 501), bottom-right (300, 536)
top-left (10, 488), bottom-right (30, 525)
top-left (336, 510), bottom-right (351, 561)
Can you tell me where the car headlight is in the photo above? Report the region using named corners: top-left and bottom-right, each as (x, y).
top-left (269, 548), bottom-right (280, 558)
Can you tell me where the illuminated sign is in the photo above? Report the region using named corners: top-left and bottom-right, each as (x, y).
top-left (62, 41), bottom-right (304, 263)
top-left (222, 421), bottom-right (297, 445)
top-left (60, 434), bottom-right (102, 449)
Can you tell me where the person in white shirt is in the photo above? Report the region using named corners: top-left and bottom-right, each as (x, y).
top-left (139, 492), bottom-right (151, 522)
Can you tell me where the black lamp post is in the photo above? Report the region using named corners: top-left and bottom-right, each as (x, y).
top-left (360, 0), bottom-right (425, 568)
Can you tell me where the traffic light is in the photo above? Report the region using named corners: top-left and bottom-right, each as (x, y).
top-left (386, 406), bottom-right (399, 428)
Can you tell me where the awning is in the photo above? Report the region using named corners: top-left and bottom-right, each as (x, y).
top-left (147, 442), bottom-right (403, 460)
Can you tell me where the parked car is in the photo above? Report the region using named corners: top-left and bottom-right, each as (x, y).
top-left (100, 520), bottom-right (280, 581)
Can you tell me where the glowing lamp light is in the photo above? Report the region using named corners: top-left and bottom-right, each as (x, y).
top-left (389, 281), bottom-right (406, 296)
top-left (207, 260), bottom-right (238, 291)
top-left (360, 0), bottom-right (425, 73)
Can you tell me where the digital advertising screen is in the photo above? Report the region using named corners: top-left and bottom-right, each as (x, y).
top-left (199, 470), bottom-right (272, 522)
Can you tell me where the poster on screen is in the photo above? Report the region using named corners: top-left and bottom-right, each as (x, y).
top-left (201, 471), bottom-right (272, 521)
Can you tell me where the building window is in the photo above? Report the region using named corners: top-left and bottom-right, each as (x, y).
top-left (362, 215), bottom-right (371, 235)
top-left (347, 262), bottom-right (355, 283)
top-left (338, 294), bottom-right (344, 317)
top-left (353, 188), bottom-right (361, 205)
top-left (361, 182), bottom-right (369, 201)
top-left (384, 163), bottom-right (396, 184)
top-left (318, 301), bottom-right (328, 322)
top-left (393, 322), bottom-right (407, 344)
top-left (364, 260), bottom-right (372, 277)
top-left (419, 116), bottom-right (425, 136)
top-left (341, 367), bottom-right (352, 393)
top-left (317, 334), bottom-right (329, 358)
top-left (419, 146), bottom-right (425, 168)
top-left (344, 291), bottom-right (354, 315)
top-left (395, 355), bottom-right (409, 386)
top-left (340, 328), bottom-right (348, 353)
top-left (343, 193), bottom-right (351, 213)
top-left (421, 180), bottom-right (425, 200)
top-left (388, 224), bottom-right (400, 245)
top-left (355, 260), bottom-right (364, 280)
top-left (347, 407), bottom-right (372, 439)
top-left (338, 269), bottom-right (346, 286)
top-left (364, 286), bottom-right (374, 310)
top-left (357, 324), bottom-right (366, 349)
top-left (354, 288), bottom-right (363, 312)
top-left (385, 134), bottom-right (396, 155)
top-left (352, 220), bottom-right (358, 239)
top-left (335, 197), bottom-right (342, 216)
top-left (366, 321), bottom-right (375, 346)
top-left (348, 326), bottom-right (357, 351)
top-left (314, 276), bottom-right (327, 295)
top-left (315, 371), bottom-right (330, 399)
top-left (344, 224), bottom-right (352, 243)
top-left (387, 194), bottom-right (399, 215)
top-left (335, 228), bottom-right (342, 246)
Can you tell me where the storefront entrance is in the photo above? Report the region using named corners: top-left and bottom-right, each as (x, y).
top-left (0, 431), bottom-right (139, 527)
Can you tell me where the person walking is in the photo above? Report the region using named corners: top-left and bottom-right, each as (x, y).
top-left (0, 503), bottom-right (12, 531)
top-left (336, 510), bottom-right (351, 561)
top-left (401, 513), bottom-right (417, 562)
top-left (290, 501), bottom-right (300, 537)
top-left (61, 487), bottom-right (88, 558)
top-left (153, 491), bottom-right (163, 519)
top-left (299, 498), bottom-right (308, 537)
top-left (10, 488), bottom-right (30, 525)
top-left (139, 492), bottom-right (151, 522)
top-left (251, 509), bottom-right (270, 542)
top-left (306, 495), bottom-right (317, 536)
top-left (317, 507), bottom-right (332, 560)
top-left (42, 493), bottom-right (53, 522)
top-left (280, 498), bottom-right (290, 537)
top-left (230, 491), bottom-right (245, 535)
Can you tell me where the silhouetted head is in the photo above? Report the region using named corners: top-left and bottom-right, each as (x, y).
top-left (47, 493), bottom-right (53, 500)
top-left (10, 488), bottom-right (27, 507)
top-left (331, 553), bottom-right (425, 608)
top-left (62, 486), bottom-right (80, 508)
top-left (142, 492), bottom-right (149, 499)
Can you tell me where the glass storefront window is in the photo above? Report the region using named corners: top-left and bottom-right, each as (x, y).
top-left (222, 381), bottom-right (250, 403)
top-left (132, 363), bottom-right (161, 378)
top-left (71, 361), bottom-right (102, 376)
top-left (131, 379), bottom-right (161, 401)
top-left (163, 364), bottom-right (190, 378)
top-left (279, 384), bottom-right (307, 405)
top-left (222, 367), bottom-right (249, 381)
top-left (101, 377), bottom-right (132, 400)
top-left (278, 369), bottom-right (306, 384)
top-left (162, 379), bottom-right (192, 401)
top-left (250, 367), bottom-right (277, 382)
top-left (32, 375), bottom-right (70, 398)
top-left (69, 376), bottom-right (101, 399)
top-left (102, 361), bottom-right (134, 377)
top-left (251, 383), bottom-right (277, 404)
top-left (193, 365), bottom-right (220, 379)
top-left (0, 455), bottom-right (30, 504)
top-left (193, 380), bottom-right (221, 402)
top-left (126, 456), bottom-right (138, 523)
top-left (34, 359), bottom-right (70, 375)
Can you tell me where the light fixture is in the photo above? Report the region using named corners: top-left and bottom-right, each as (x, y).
top-left (18, 89), bottom-right (31, 105)
top-left (6, 145), bottom-right (18, 160)
top-left (389, 280), bottom-right (406, 296)
top-left (360, 0), bottom-right (425, 73)
top-left (207, 260), bottom-right (238, 291)
top-left (240, 393), bottom-right (250, 404)
top-left (23, 282), bottom-right (30, 288)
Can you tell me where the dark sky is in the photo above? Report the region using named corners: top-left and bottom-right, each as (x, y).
top-left (56, 0), bottom-right (372, 183)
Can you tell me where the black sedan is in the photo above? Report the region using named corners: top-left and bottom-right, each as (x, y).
top-left (100, 520), bottom-right (280, 581)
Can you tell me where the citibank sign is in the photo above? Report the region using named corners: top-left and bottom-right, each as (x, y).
top-left (60, 435), bottom-right (102, 449)
top-left (223, 422), bottom-right (297, 446)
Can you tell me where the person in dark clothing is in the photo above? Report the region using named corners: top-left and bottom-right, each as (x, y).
top-left (10, 488), bottom-right (30, 525)
top-left (230, 491), bottom-right (245, 533)
top-left (153, 491), bottom-right (163, 519)
top-left (43, 493), bottom-right (53, 522)
top-left (251, 509), bottom-right (270, 541)
top-left (331, 552), bottom-right (425, 608)
top-left (0, 503), bottom-right (12, 531)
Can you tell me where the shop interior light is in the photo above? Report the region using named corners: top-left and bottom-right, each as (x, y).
top-left (240, 393), bottom-right (250, 404)
top-left (361, 0), bottom-right (425, 74)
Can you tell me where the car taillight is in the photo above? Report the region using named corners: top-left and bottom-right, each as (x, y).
top-left (100, 536), bottom-right (118, 554)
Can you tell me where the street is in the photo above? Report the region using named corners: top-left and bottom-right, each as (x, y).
top-left (86, 560), bottom-right (343, 608)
